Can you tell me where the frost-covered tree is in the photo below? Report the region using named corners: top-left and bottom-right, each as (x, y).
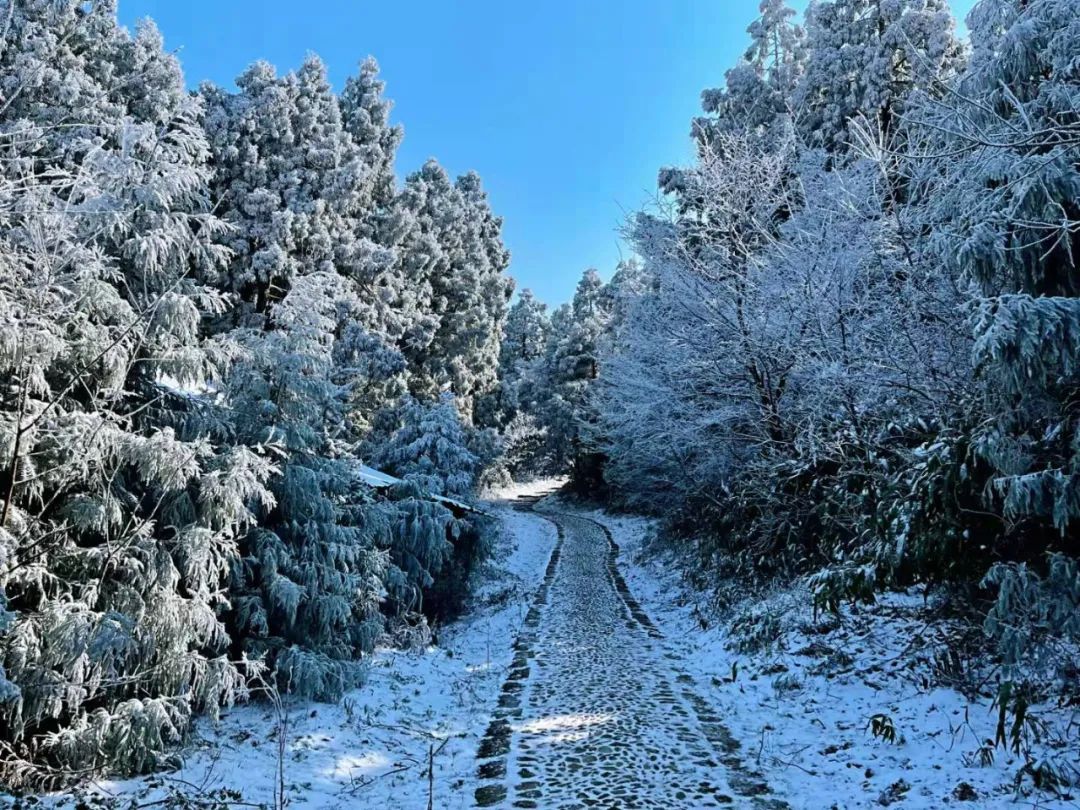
top-left (223, 274), bottom-right (389, 700)
top-left (540, 269), bottom-right (622, 483)
top-left (197, 50), bottom-right (511, 667)
top-left (594, 0), bottom-right (976, 589)
top-left (0, 0), bottom-right (273, 784)
top-left (338, 57), bottom-right (429, 355)
top-left (660, 1), bottom-right (803, 216)
top-left (0, 1), bottom-right (512, 785)
top-left (602, 260), bottom-right (649, 335)
top-left (395, 161), bottom-right (512, 422)
top-left (196, 58), bottom-right (405, 699)
top-left (495, 289), bottom-right (550, 422)
top-left (491, 289), bottom-right (553, 476)
top-left (796, 0), bottom-right (962, 153)
top-left (455, 172), bottom-right (515, 425)
top-left (374, 396), bottom-right (492, 618)
top-left (377, 395), bottom-right (479, 498)
top-left (504, 290), bottom-right (551, 365)
top-left (201, 58), bottom-right (345, 318)
top-left (591, 0), bottom-right (1080, 673)
top-left (694, 0), bottom-right (805, 147)
top-left (340, 57), bottom-right (403, 217)
top-left (600, 133), bottom-right (805, 521)
top-left (201, 56), bottom-right (408, 403)
top-left (906, 0), bottom-right (1080, 611)
top-left (202, 56), bottom-right (428, 436)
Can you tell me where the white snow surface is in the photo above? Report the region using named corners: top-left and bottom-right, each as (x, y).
top-left (575, 503), bottom-right (1079, 810)
top-left (45, 480), bottom-right (562, 810)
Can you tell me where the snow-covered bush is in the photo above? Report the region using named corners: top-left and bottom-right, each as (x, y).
top-left (377, 395), bottom-right (479, 497)
top-left (983, 555), bottom-right (1080, 681)
top-left (375, 396), bottom-right (495, 619)
top-left (500, 413), bottom-right (553, 481)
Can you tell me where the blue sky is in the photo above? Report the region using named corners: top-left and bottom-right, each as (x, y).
top-left (119, 1), bottom-right (977, 306)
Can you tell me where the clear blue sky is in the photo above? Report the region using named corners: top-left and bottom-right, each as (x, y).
top-left (118, 0), bottom-right (977, 306)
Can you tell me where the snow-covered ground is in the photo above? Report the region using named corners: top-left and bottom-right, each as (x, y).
top-left (44, 480), bottom-right (563, 810)
top-left (28, 487), bottom-right (1078, 809)
top-left (577, 503), bottom-right (1080, 810)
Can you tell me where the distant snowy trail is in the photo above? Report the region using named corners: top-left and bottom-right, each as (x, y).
top-left (474, 502), bottom-right (787, 809)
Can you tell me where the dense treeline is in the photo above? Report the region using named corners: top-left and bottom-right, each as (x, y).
top-left (0, 0), bottom-right (511, 786)
top-left (514, 0), bottom-right (1080, 716)
top-left (494, 263), bottom-right (645, 485)
top-left (1, 0), bottom-right (1076, 793)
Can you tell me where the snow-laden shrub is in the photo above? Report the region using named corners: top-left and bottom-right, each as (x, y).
top-left (374, 396), bottom-right (495, 619)
top-left (808, 564), bottom-right (877, 617)
top-left (377, 395), bottom-right (479, 497)
top-left (499, 413), bottom-right (553, 481)
top-left (983, 555), bottom-right (1080, 680)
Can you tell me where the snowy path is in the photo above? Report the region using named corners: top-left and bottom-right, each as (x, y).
top-left (474, 502), bottom-right (787, 809)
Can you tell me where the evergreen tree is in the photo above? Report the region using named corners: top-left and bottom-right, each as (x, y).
top-left (374, 396), bottom-right (491, 618)
top-left (796, 0), bottom-right (962, 153)
top-left (695, 0), bottom-right (805, 145)
top-left (378, 395), bottom-right (479, 498)
top-left (496, 289), bottom-right (551, 424)
top-left (396, 161), bottom-right (513, 422)
top-left (0, 0), bottom-right (513, 787)
top-left (542, 270), bottom-right (612, 482)
top-left (201, 56), bottom-right (363, 322)
top-left (340, 57), bottom-right (403, 216)
top-left (338, 57), bottom-right (420, 353)
top-left (912, 0), bottom-right (1080, 657)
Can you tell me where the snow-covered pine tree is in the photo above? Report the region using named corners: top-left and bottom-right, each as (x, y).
top-left (455, 172), bottom-right (515, 426)
top-left (200, 56), bottom-right (364, 322)
top-left (378, 395), bottom-right (479, 498)
top-left (659, 0), bottom-right (803, 217)
top-left (796, 0), bottom-right (962, 154)
top-left (0, 0), bottom-right (273, 784)
top-left (337, 56), bottom-right (423, 369)
top-left (340, 57), bottom-right (403, 218)
top-left (541, 269), bottom-right (614, 486)
top-left (395, 161), bottom-right (513, 423)
top-left (496, 289), bottom-right (550, 423)
top-left (491, 289), bottom-right (553, 477)
top-left (695, 0), bottom-right (805, 147)
top-left (602, 260), bottom-right (649, 338)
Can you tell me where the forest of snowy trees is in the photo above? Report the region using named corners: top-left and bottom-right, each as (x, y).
top-left (0, 0), bottom-right (1077, 798)
top-left (509, 0), bottom-right (1080, 763)
top-left (0, 0), bottom-right (514, 787)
